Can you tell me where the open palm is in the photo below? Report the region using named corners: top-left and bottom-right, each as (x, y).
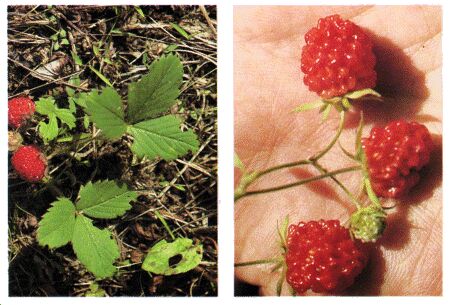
top-left (234, 6), bottom-right (442, 296)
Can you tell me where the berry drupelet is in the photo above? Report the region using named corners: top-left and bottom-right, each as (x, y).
top-left (301, 14), bottom-right (377, 99)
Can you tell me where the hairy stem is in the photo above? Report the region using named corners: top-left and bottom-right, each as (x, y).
top-left (311, 160), bottom-right (361, 209)
top-left (234, 111), bottom-right (346, 201)
top-left (235, 165), bottom-right (360, 201)
top-left (235, 258), bottom-right (281, 267)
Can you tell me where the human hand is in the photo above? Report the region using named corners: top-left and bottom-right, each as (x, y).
top-left (234, 5), bottom-right (442, 296)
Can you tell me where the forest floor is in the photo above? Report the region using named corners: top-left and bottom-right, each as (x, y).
top-left (8, 5), bottom-right (217, 296)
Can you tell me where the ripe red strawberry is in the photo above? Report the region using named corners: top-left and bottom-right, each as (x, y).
top-left (285, 219), bottom-right (368, 294)
top-left (301, 15), bottom-right (376, 99)
top-left (11, 145), bottom-right (47, 182)
top-left (8, 96), bottom-right (35, 128)
top-left (362, 120), bottom-right (434, 198)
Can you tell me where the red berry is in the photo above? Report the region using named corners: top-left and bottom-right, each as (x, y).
top-left (8, 96), bottom-right (35, 128)
top-left (301, 15), bottom-right (376, 98)
top-left (285, 219), bottom-right (368, 294)
top-left (11, 145), bottom-right (47, 182)
top-left (362, 120), bottom-right (434, 198)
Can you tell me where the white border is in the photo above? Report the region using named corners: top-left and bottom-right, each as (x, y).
top-left (1, 0), bottom-right (448, 304)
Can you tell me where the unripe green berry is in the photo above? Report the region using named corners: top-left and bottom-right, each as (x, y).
top-left (350, 205), bottom-right (386, 243)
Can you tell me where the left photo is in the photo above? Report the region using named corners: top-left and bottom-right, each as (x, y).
top-left (8, 5), bottom-right (217, 296)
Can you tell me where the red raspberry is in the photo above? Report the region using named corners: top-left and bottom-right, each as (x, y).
top-left (362, 120), bottom-right (434, 198)
top-left (285, 219), bottom-right (368, 294)
top-left (11, 145), bottom-right (47, 182)
top-left (301, 15), bottom-right (376, 99)
top-left (8, 96), bottom-right (35, 128)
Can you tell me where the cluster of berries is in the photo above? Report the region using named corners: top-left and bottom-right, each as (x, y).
top-left (8, 96), bottom-right (47, 182)
top-left (285, 15), bottom-right (434, 294)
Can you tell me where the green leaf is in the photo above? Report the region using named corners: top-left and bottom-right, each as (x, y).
top-left (60, 38), bottom-right (69, 45)
top-left (85, 87), bottom-right (127, 139)
top-left (292, 100), bottom-right (323, 112)
top-left (35, 96), bottom-right (77, 141)
top-left (73, 91), bottom-right (92, 108)
top-left (83, 115), bottom-right (90, 129)
top-left (277, 215), bottom-right (289, 251)
top-left (134, 6), bottom-right (145, 18)
top-left (85, 282), bottom-right (106, 297)
top-left (234, 152), bottom-right (245, 171)
top-left (170, 22), bottom-right (191, 40)
top-left (89, 65), bottom-right (113, 87)
top-left (127, 54), bottom-right (183, 123)
top-left (71, 50), bottom-right (83, 65)
top-left (164, 44), bottom-right (178, 53)
top-left (345, 88), bottom-right (381, 100)
top-left (76, 180), bottom-right (137, 219)
top-left (38, 114), bottom-right (59, 142)
top-left (72, 214), bottom-right (119, 278)
top-left (128, 115), bottom-right (199, 160)
top-left (321, 103), bottom-right (332, 121)
top-left (37, 198), bottom-right (76, 248)
top-left (342, 97), bottom-right (351, 109)
top-left (68, 97), bottom-right (76, 112)
top-left (154, 210), bottom-right (175, 240)
top-left (142, 238), bottom-right (202, 275)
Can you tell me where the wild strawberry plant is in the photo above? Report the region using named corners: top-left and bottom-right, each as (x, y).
top-left (37, 180), bottom-right (138, 278)
top-left (82, 54), bottom-right (199, 161)
top-left (10, 54), bottom-right (204, 280)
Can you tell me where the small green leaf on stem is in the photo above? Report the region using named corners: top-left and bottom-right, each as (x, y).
top-left (234, 152), bottom-right (245, 172)
top-left (277, 215), bottom-right (289, 251)
top-left (345, 88), bottom-right (381, 100)
top-left (89, 65), bottom-right (113, 87)
top-left (154, 210), bottom-right (176, 240)
top-left (321, 103), bottom-right (332, 121)
top-left (170, 22), bottom-right (191, 40)
top-left (292, 100), bottom-right (323, 112)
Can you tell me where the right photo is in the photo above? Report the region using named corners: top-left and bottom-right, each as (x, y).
top-left (234, 6), bottom-right (442, 296)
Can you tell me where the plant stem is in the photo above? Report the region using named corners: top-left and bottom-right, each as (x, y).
top-left (235, 258), bottom-right (281, 267)
top-left (311, 161), bottom-right (361, 209)
top-left (235, 165), bottom-right (360, 201)
top-left (235, 111), bottom-right (346, 201)
top-left (309, 110), bottom-right (345, 161)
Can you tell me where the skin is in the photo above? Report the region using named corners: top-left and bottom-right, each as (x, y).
top-left (234, 6), bottom-right (442, 296)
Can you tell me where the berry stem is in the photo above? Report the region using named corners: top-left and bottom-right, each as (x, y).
top-left (235, 165), bottom-right (360, 201)
top-left (310, 160), bottom-right (361, 209)
top-left (235, 258), bottom-right (282, 267)
top-left (235, 111), bottom-right (346, 202)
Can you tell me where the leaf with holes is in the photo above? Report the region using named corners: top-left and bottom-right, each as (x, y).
top-left (142, 238), bottom-right (203, 275)
top-left (76, 180), bottom-right (138, 219)
top-left (72, 214), bottom-right (120, 278)
top-left (128, 115), bottom-right (199, 160)
top-left (37, 198), bottom-right (76, 248)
